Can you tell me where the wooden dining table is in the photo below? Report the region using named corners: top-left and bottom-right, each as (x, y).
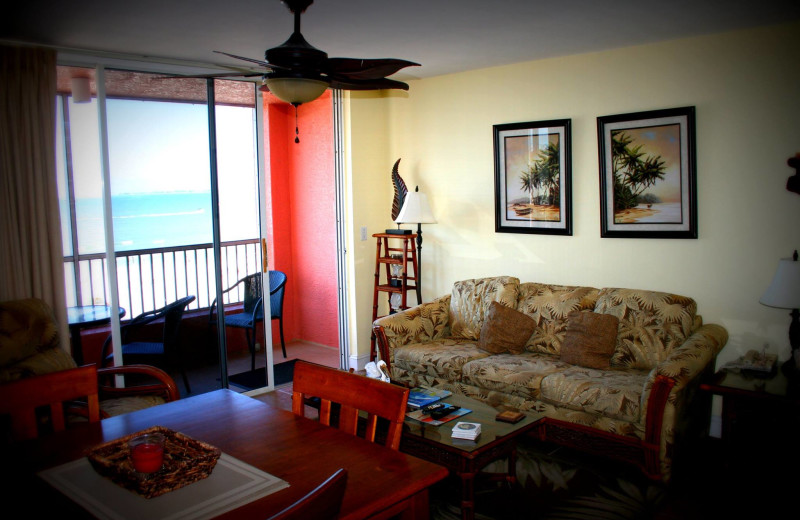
top-left (2, 389), bottom-right (448, 519)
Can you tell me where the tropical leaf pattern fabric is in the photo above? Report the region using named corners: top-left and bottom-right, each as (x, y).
top-left (374, 295), bottom-right (452, 362)
top-left (516, 283), bottom-right (600, 355)
top-left (372, 276), bottom-right (728, 482)
top-left (393, 338), bottom-right (490, 381)
top-left (0, 298), bottom-right (76, 383)
top-left (448, 276), bottom-right (520, 340)
top-left (594, 288), bottom-right (698, 370)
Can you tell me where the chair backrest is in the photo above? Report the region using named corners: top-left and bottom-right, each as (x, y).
top-left (0, 364), bottom-right (100, 441)
top-left (291, 361), bottom-right (410, 450)
top-left (267, 468), bottom-right (347, 520)
top-left (242, 274), bottom-right (262, 314)
top-left (268, 270), bottom-right (287, 319)
top-left (161, 296), bottom-right (196, 354)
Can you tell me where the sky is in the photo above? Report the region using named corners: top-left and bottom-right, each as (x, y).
top-left (65, 98), bottom-right (257, 198)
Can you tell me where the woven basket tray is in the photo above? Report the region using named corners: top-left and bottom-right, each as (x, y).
top-left (86, 426), bottom-right (221, 498)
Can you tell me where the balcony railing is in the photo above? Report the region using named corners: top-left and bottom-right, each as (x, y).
top-left (64, 239), bottom-right (262, 318)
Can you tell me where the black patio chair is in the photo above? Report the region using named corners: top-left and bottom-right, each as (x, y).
top-left (101, 295), bottom-right (196, 394)
top-left (209, 271), bottom-right (287, 371)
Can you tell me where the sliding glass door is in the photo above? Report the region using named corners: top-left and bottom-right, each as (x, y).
top-left (56, 64), bottom-right (270, 396)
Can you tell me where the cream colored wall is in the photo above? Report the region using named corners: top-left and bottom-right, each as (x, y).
top-left (348, 22), bottom-right (800, 368)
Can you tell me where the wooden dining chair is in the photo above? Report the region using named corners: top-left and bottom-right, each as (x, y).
top-left (0, 364), bottom-right (100, 441)
top-left (291, 361), bottom-right (410, 450)
top-left (267, 468), bottom-right (348, 520)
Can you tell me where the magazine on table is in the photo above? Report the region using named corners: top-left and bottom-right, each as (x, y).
top-left (406, 405), bottom-right (471, 426)
top-left (406, 387), bottom-right (452, 410)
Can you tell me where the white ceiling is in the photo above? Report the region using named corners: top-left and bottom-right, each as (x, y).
top-left (4, 0), bottom-right (800, 80)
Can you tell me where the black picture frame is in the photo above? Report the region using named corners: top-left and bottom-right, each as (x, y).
top-left (493, 119), bottom-right (572, 235)
top-left (597, 106), bottom-right (697, 239)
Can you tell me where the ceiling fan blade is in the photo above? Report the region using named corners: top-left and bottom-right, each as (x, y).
top-left (156, 72), bottom-right (264, 80)
top-left (328, 76), bottom-right (410, 91)
top-left (213, 51), bottom-right (288, 70)
top-left (325, 58), bottom-right (419, 80)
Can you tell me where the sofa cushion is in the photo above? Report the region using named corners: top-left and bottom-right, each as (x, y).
top-left (539, 365), bottom-right (650, 423)
top-left (461, 352), bottom-right (570, 402)
top-left (594, 288), bottom-right (697, 370)
top-left (392, 338), bottom-right (491, 382)
top-left (560, 311), bottom-right (619, 369)
top-left (477, 302), bottom-right (536, 354)
top-left (449, 276), bottom-right (520, 340)
top-left (516, 283), bottom-right (600, 355)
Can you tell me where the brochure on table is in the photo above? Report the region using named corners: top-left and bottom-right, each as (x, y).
top-left (406, 387), bottom-right (452, 410)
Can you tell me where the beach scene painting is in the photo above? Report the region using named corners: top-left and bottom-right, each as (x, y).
top-left (598, 107), bottom-right (696, 238)
top-left (494, 119), bottom-right (572, 235)
top-left (610, 124), bottom-right (681, 224)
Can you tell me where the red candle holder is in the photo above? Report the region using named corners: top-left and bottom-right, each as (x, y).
top-left (128, 432), bottom-right (165, 474)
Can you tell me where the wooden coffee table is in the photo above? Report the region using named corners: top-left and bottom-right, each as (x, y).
top-left (399, 392), bottom-right (543, 520)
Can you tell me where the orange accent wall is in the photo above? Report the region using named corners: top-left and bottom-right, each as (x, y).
top-left (262, 91), bottom-right (338, 350)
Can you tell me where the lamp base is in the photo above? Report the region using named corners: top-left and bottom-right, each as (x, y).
top-left (385, 229), bottom-right (411, 235)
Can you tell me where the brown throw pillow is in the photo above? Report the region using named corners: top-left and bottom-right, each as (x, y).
top-left (477, 301), bottom-right (536, 355)
top-left (560, 311), bottom-right (620, 369)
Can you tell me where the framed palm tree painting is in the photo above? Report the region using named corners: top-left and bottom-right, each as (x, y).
top-left (598, 106), bottom-right (697, 238)
top-left (493, 119), bottom-right (572, 235)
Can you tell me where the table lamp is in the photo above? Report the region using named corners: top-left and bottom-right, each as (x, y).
top-left (759, 250), bottom-right (800, 374)
top-left (395, 186), bottom-right (436, 299)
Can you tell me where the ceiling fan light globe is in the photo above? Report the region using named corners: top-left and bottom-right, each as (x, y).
top-left (266, 77), bottom-right (328, 104)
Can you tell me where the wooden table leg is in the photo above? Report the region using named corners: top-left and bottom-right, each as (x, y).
top-left (398, 489), bottom-right (430, 520)
top-left (506, 447), bottom-right (518, 485)
top-left (458, 471), bottom-right (476, 520)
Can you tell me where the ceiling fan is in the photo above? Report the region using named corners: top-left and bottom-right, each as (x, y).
top-left (174, 0), bottom-right (419, 142)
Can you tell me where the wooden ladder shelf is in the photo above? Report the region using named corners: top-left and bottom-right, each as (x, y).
top-left (371, 233), bottom-right (419, 361)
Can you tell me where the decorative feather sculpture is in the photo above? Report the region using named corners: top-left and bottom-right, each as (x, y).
top-left (391, 158), bottom-right (408, 221)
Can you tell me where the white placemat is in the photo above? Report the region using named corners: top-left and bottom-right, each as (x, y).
top-left (39, 453), bottom-right (289, 520)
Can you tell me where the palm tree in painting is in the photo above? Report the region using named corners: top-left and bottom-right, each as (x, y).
top-left (520, 141), bottom-right (560, 205)
top-left (537, 142), bottom-right (560, 205)
top-left (520, 166), bottom-right (539, 205)
top-left (611, 131), bottom-right (666, 212)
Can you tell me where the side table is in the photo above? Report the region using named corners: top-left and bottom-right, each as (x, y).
top-left (400, 392), bottom-right (542, 520)
top-left (699, 368), bottom-right (800, 468)
top-left (67, 305), bottom-right (126, 365)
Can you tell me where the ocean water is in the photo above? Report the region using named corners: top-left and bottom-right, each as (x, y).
top-left (71, 192), bottom-right (256, 254)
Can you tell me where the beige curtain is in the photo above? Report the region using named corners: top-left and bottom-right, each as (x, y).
top-left (0, 45), bottom-right (69, 350)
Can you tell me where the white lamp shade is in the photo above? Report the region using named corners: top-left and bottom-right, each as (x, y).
top-left (760, 256), bottom-right (800, 309)
top-left (395, 191), bottom-right (436, 224)
top-left (265, 77), bottom-right (328, 105)
top-left (71, 77), bottom-right (91, 103)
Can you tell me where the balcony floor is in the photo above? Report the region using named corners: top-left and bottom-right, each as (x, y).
top-left (182, 340), bottom-right (339, 399)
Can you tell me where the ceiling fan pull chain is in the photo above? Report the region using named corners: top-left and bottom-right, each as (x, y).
top-left (294, 103), bottom-right (300, 143)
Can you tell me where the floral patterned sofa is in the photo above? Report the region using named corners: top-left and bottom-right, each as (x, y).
top-left (373, 276), bottom-right (728, 482)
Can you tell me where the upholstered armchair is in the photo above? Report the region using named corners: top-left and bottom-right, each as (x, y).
top-left (0, 298), bottom-right (179, 419)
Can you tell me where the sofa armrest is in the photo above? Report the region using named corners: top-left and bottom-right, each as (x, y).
top-left (651, 323), bottom-right (728, 390)
top-left (641, 323), bottom-right (728, 479)
top-left (372, 295), bottom-right (452, 369)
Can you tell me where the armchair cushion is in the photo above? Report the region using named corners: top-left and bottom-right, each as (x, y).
top-left (0, 298), bottom-right (61, 367)
top-left (560, 311), bottom-right (619, 369)
top-left (477, 302), bottom-right (536, 355)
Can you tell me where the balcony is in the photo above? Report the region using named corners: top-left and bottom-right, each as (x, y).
top-left (65, 239), bottom-right (262, 371)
